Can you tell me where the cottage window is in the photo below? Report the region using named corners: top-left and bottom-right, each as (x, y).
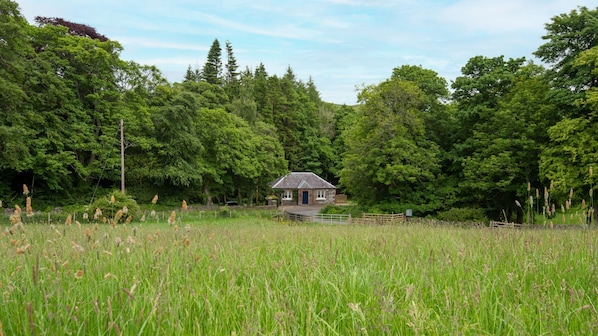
top-left (316, 190), bottom-right (326, 200)
top-left (282, 190), bottom-right (293, 200)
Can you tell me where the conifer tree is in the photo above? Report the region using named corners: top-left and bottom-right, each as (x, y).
top-left (201, 38), bottom-right (222, 85)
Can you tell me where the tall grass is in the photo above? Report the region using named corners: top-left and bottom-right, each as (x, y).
top-left (1, 217), bottom-right (597, 335)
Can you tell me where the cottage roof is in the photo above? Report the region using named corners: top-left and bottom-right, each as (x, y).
top-left (270, 172), bottom-right (336, 190)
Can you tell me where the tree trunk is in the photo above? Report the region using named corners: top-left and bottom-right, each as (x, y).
top-left (204, 184), bottom-right (212, 206)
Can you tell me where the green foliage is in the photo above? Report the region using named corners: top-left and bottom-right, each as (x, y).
top-left (436, 207), bottom-right (489, 222)
top-left (534, 6), bottom-right (598, 114)
top-left (88, 190), bottom-right (140, 222)
top-left (201, 38), bottom-right (222, 85)
top-left (340, 76), bottom-right (441, 207)
top-left (320, 204), bottom-right (363, 217)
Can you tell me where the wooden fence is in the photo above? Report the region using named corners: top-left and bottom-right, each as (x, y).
top-left (350, 213), bottom-right (405, 225)
top-left (491, 221), bottom-right (522, 229)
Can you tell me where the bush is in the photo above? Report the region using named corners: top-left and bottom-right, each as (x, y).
top-left (320, 205), bottom-right (363, 218)
top-left (87, 190), bottom-right (140, 223)
top-left (436, 207), bottom-right (488, 222)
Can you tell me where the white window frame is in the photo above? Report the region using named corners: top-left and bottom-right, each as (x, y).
top-left (316, 190), bottom-right (326, 200)
top-left (282, 190), bottom-right (293, 200)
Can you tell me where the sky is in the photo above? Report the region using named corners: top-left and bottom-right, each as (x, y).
top-left (15, 0), bottom-right (596, 104)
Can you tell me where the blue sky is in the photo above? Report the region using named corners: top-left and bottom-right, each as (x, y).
top-left (16, 0), bottom-right (596, 104)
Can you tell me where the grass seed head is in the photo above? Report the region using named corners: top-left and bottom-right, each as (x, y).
top-left (182, 200), bottom-right (188, 211)
top-left (23, 184), bottom-right (29, 195)
top-left (168, 211), bottom-right (176, 225)
top-left (110, 195), bottom-right (115, 204)
top-left (115, 210), bottom-right (123, 222)
top-left (151, 194), bottom-right (158, 204)
top-left (94, 208), bottom-right (102, 220)
top-left (25, 197), bottom-right (33, 216)
top-left (65, 214), bottom-right (72, 226)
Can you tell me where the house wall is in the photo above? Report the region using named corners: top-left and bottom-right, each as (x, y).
top-left (279, 188), bottom-right (337, 206)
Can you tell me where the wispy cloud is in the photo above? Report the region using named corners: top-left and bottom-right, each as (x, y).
top-left (16, 0), bottom-right (598, 104)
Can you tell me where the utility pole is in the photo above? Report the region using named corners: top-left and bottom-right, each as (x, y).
top-left (120, 119), bottom-right (125, 194)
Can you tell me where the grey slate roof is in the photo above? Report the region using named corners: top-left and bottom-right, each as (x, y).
top-left (270, 172), bottom-right (336, 190)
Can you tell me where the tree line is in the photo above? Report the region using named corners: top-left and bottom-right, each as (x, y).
top-left (1, 0), bottom-right (597, 220)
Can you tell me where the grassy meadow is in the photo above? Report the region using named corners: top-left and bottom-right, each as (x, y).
top-left (1, 212), bottom-right (598, 335)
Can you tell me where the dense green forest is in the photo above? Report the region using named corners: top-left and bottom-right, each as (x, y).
top-left (1, 0), bottom-right (597, 220)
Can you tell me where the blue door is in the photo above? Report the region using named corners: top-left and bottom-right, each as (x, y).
top-left (302, 191), bottom-right (309, 205)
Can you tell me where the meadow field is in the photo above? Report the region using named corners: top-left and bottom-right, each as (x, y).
top-left (1, 212), bottom-right (597, 335)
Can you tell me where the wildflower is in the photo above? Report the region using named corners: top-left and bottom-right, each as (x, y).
top-left (122, 206), bottom-right (128, 214)
top-left (115, 237), bottom-right (122, 247)
top-left (65, 214), bottom-right (72, 226)
top-left (23, 184), bottom-right (29, 195)
top-left (74, 270), bottom-right (84, 279)
top-left (125, 236), bottom-right (136, 245)
top-left (151, 195), bottom-right (158, 204)
top-left (185, 224), bottom-right (191, 232)
top-left (140, 214), bottom-right (146, 222)
top-left (182, 200), bottom-right (188, 211)
top-left (150, 210), bottom-right (156, 218)
top-left (110, 195), bottom-right (115, 204)
top-left (82, 212), bottom-right (89, 220)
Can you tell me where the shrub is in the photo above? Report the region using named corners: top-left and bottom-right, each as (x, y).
top-left (87, 190), bottom-right (140, 223)
top-left (436, 207), bottom-right (488, 222)
top-left (320, 204), bottom-right (363, 218)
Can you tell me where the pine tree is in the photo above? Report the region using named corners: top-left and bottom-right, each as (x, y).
top-left (225, 40), bottom-right (239, 84)
top-left (201, 38), bottom-right (222, 85)
top-left (183, 64), bottom-right (200, 82)
top-left (224, 40), bottom-right (239, 97)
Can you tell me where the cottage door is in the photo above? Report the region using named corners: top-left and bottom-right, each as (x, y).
top-left (302, 191), bottom-right (309, 205)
